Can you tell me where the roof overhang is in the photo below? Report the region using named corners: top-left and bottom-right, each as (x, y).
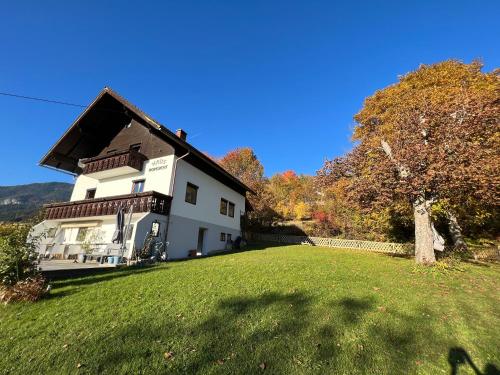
top-left (40, 87), bottom-right (254, 195)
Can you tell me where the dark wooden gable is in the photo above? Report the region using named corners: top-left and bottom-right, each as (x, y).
top-left (40, 91), bottom-right (173, 174)
top-left (99, 119), bottom-right (174, 160)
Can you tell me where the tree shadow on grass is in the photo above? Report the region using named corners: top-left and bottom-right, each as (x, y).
top-left (67, 293), bottom-right (497, 375)
top-left (72, 291), bottom-right (313, 374)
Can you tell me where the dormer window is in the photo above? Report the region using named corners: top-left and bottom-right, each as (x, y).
top-left (130, 143), bottom-right (141, 152)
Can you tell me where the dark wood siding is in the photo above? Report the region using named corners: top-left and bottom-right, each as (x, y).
top-left (99, 119), bottom-right (174, 159)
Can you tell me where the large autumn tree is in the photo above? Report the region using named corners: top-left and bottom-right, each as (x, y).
top-left (319, 61), bottom-right (499, 263)
top-left (219, 148), bottom-right (278, 228)
top-left (268, 171), bottom-right (315, 220)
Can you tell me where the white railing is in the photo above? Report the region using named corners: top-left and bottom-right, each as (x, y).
top-left (249, 233), bottom-right (414, 254)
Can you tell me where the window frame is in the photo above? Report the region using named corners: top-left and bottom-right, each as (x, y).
top-left (220, 198), bottom-right (228, 215)
top-left (227, 233), bottom-right (232, 242)
top-left (131, 179), bottom-right (145, 194)
top-left (220, 232), bottom-right (226, 241)
top-left (129, 143), bottom-right (141, 152)
top-left (47, 228), bottom-right (57, 238)
top-left (85, 188), bottom-right (96, 200)
top-left (185, 182), bottom-right (198, 205)
top-left (76, 228), bottom-right (88, 242)
top-left (228, 202), bottom-right (235, 218)
top-left (124, 224), bottom-right (134, 241)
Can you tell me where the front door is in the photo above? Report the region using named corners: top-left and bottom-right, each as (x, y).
top-left (197, 228), bottom-right (206, 255)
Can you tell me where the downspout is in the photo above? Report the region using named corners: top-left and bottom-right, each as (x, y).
top-left (162, 150), bottom-right (190, 259)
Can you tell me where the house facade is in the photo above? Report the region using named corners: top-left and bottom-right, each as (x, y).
top-left (32, 87), bottom-right (251, 260)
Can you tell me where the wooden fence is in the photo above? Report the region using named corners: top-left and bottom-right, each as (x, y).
top-left (248, 233), bottom-right (414, 255)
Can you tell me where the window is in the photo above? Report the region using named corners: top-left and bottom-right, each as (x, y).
top-left (220, 198), bottom-right (228, 215)
top-left (227, 233), bottom-right (232, 242)
top-left (124, 224), bottom-right (134, 241)
top-left (76, 228), bottom-right (88, 242)
top-left (85, 189), bottom-right (96, 199)
top-left (130, 143), bottom-right (141, 152)
top-left (132, 180), bottom-right (145, 193)
top-left (185, 183), bottom-right (198, 204)
top-left (220, 232), bottom-right (226, 241)
top-left (47, 228), bottom-right (57, 238)
top-left (228, 202), bottom-right (235, 218)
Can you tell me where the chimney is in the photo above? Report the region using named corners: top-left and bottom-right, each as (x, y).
top-left (175, 129), bottom-right (187, 141)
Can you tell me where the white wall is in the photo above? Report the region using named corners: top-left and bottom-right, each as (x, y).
top-left (70, 155), bottom-right (175, 201)
top-left (170, 159), bottom-right (245, 231)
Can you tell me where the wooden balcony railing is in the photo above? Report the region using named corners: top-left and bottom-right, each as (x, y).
top-left (44, 191), bottom-right (171, 220)
top-left (82, 149), bottom-right (147, 175)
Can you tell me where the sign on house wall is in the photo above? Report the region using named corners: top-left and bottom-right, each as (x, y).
top-left (148, 158), bottom-right (168, 172)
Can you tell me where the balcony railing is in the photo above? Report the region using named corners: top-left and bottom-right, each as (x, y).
top-left (81, 149), bottom-right (147, 176)
top-left (44, 191), bottom-right (171, 220)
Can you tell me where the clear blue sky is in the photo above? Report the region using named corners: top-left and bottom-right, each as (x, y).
top-left (0, 1), bottom-right (498, 185)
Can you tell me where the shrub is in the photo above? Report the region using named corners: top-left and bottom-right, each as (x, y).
top-left (0, 223), bottom-right (42, 286)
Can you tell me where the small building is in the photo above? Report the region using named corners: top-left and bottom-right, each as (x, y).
top-left (32, 87), bottom-right (252, 260)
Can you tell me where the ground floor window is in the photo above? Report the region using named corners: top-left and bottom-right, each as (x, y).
top-left (220, 232), bottom-right (226, 241)
top-left (76, 228), bottom-right (88, 242)
top-left (227, 233), bottom-right (232, 242)
top-left (47, 227), bottom-right (57, 238)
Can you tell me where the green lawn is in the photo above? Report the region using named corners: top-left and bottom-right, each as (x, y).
top-left (1, 244), bottom-right (499, 374)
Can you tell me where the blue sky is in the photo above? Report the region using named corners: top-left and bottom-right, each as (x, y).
top-left (0, 1), bottom-right (498, 185)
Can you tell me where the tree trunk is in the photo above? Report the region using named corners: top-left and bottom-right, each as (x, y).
top-left (413, 199), bottom-right (436, 264)
top-left (446, 210), bottom-right (467, 250)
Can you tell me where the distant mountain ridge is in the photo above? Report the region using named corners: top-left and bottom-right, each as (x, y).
top-left (0, 182), bottom-right (73, 222)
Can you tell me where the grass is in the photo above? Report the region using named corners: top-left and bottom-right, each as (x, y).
top-left (0, 244), bottom-right (499, 374)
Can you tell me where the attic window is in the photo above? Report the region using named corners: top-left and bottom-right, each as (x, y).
top-left (130, 143), bottom-right (141, 152)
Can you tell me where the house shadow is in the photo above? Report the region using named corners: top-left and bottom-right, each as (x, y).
top-left (50, 264), bottom-right (163, 289)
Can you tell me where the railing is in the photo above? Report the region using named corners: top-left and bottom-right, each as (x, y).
top-left (82, 149), bottom-right (147, 175)
top-left (248, 233), bottom-right (414, 254)
top-left (44, 191), bottom-right (171, 220)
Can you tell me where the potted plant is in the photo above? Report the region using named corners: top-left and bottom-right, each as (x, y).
top-left (80, 229), bottom-right (103, 263)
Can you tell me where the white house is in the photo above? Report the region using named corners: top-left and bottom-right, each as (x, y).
top-left (32, 87), bottom-right (252, 260)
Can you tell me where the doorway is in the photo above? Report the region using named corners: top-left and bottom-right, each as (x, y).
top-left (197, 228), bottom-right (207, 255)
top-left (63, 245), bottom-right (70, 259)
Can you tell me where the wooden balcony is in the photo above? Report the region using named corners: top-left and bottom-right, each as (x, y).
top-left (44, 191), bottom-right (171, 220)
top-left (81, 149), bottom-right (147, 179)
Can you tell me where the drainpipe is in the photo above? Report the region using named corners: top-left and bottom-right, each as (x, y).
top-left (162, 150), bottom-right (190, 259)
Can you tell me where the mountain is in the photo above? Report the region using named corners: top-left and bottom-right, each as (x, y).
top-left (0, 182), bottom-right (73, 222)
